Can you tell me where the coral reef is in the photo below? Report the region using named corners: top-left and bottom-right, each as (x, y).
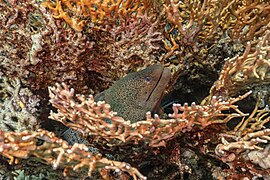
top-left (163, 0), bottom-right (270, 102)
top-left (0, 129), bottom-right (146, 179)
top-left (215, 114), bottom-right (270, 178)
top-left (210, 30), bottom-right (270, 97)
top-left (0, 0), bottom-right (270, 179)
top-left (0, 0), bottom-right (165, 94)
top-left (0, 0), bottom-right (98, 94)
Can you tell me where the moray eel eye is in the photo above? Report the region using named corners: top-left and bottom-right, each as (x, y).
top-left (144, 76), bottom-right (151, 83)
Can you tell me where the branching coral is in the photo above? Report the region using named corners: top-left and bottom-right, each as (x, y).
top-left (215, 103), bottom-right (270, 178)
top-left (164, 0), bottom-right (217, 49)
top-left (162, 0), bottom-right (236, 95)
top-left (200, 31), bottom-right (270, 178)
top-left (42, 0), bottom-right (166, 80)
top-left (41, 0), bottom-right (152, 31)
top-left (1, 0), bottom-right (269, 93)
top-left (210, 30), bottom-right (270, 97)
top-left (216, 129), bottom-right (270, 157)
top-left (163, 0), bottom-right (233, 55)
top-left (1, 0), bottom-right (166, 93)
top-left (164, 0), bottom-right (270, 54)
top-left (169, 91), bottom-right (251, 128)
top-left (1, 0), bottom-right (270, 179)
top-left (163, 0), bottom-right (270, 90)
top-left (0, 129), bottom-right (146, 179)
top-left (87, 10), bottom-right (165, 79)
top-left (0, 1), bottom-right (33, 75)
top-left (227, 0), bottom-right (270, 43)
top-left (0, 0), bottom-right (97, 94)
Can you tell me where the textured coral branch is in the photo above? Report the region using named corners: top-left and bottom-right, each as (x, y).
top-left (214, 103), bottom-right (270, 177)
top-left (211, 30), bottom-right (270, 97)
top-left (49, 83), bottom-right (188, 147)
top-left (163, 0), bottom-right (228, 53)
top-left (0, 0), bottom-right (97, 94)
top-left (42, 0), bottom-right (151, 31)
top-left (233, 97), bottom-right (270, 136)
top-left (0, 129), bottom-right (146, 179)
top-left (228, 0), bottom-right (270, 42)
top-left (169, 91), bottom-right (251, 128)
top-left (216, 129), bottom-right (270, 156)
top-left (164, 0), bottom-right (210, 46)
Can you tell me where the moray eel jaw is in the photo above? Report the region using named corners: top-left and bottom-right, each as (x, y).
top-left (140, 65), bottom-right (171, 111)
top-left (95, 64), bottom-right (171, 123)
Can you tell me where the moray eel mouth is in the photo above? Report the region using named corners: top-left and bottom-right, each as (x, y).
top-left (95, 64), bottom-right (171, 122)
top-left (146, 65), bottom-right (171, 109)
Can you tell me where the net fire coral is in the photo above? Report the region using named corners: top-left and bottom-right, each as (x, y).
top-left (210, 30), bottom-right (270, 97)
top-left (42, 0), bottom-right (152, 31)
top-left (0, 129), bottom-right (146, 179)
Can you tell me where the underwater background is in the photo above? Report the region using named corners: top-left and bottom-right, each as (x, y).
top-left (0, 0), bottom-right (270, 179)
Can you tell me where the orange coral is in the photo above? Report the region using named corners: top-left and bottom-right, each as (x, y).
top-left (227, 0), bottom-right (270, 43)
top-left (0, 129), bottom-right (146, 179)
top-left (42, 0), bottom-right (152, 31)
top-left (163, 0), bottom-right (229, 52)
top-left (163, 0), bottom-right (270, 57)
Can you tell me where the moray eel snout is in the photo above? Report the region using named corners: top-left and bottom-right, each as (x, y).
top-left (95, 64), bottom-right (171, 123)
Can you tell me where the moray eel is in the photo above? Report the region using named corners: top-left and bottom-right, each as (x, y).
top-left (95, 64), bottom-right (171, 123)
top-left (61, 64), bottom-right (170, 145)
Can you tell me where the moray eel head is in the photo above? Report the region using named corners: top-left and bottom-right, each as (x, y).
top-left (95, 64), bottom-right (171, 123)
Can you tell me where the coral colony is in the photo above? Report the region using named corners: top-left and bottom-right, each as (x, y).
top-left (0, 0), bottom-right (270, 179)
